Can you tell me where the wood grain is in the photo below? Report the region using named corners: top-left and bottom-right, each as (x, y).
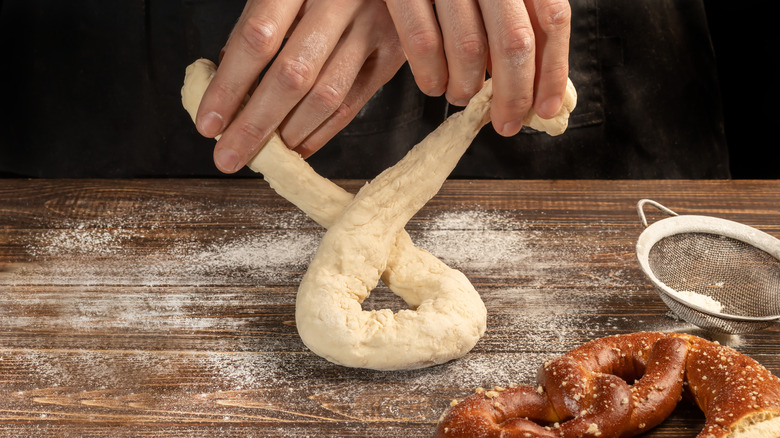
top-left (1, 179), bottom-right (778, 437)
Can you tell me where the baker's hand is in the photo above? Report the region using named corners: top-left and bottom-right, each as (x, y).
top-left (196, 0), bottom-right (405, 172)
top-left (384, 0), bottom-right (571, 137)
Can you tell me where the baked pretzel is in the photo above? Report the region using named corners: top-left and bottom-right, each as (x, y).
top-left (436, 332), bottom-right (780, 438)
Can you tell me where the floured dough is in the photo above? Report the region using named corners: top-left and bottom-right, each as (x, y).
top-left (523, 78), bottom-right (577, 135)
top-left (182, 59), bottom-right (576, 370)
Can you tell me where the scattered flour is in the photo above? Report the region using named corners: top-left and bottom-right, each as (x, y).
top-left (191, 230), bottom-right (321, 284)
top-left (0, 205), bottom-right (677, 436)
top-left (11, 208), bottom-right (321, 286)
top-left (413, 211), bottom-right (531, 271)
top-left (32, 226), bottom-right (136, 256)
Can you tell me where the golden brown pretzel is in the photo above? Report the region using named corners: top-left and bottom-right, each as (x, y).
top-left (436, 332), bottom-right (780, 438)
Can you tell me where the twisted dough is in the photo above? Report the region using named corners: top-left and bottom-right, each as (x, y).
top-left (436, 332), bottom-right (780, 438)
top-left (182, 59), bottom-right (576, 370)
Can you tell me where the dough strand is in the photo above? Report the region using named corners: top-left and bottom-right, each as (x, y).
top-left (182, 59), bottom-right (576, 370)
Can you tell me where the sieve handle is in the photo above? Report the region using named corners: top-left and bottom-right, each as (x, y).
top-left (637, 199), bottom-right (679, 228)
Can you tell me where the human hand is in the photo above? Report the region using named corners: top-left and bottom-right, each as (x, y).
top-left (196, 0), bottom-right (406, 173)
top-left (383, 0), bottom-right (571, 137)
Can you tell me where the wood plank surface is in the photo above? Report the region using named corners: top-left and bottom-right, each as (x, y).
top-left (0, 179), bottom-right (778, 437)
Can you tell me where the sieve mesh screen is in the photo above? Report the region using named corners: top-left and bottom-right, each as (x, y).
top-left (648, 233), bottom-right (780, 319)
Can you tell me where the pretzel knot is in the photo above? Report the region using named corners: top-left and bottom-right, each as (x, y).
top-left (438, 334), bottom-right (688, 437)
top-left (182, 59), bottom-right (577, 370)
top-left (437, 333), bottom-right (780, 437)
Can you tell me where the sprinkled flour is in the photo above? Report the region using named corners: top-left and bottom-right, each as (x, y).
top-left (4, 206), bottom-right (629, 346)
top-left (0, 203), bottom-right (664, 436)
top-left (414, 210), bottom-right (531, 270)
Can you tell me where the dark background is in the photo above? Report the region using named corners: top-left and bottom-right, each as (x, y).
top-left (0, 1), bottom-right (777, 179)
top-left (705, 1), bottom-right (779, 178)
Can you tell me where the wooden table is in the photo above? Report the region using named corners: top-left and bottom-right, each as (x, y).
top-left (1, 179), bottom-right (778, 437)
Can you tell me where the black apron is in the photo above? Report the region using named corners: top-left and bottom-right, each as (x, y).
top-left (0, 0), bottom-right (729, 179)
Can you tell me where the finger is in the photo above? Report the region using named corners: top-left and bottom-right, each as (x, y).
top-left (213, 1), bottom-right (361, 173)
top-left (278, 32), bottom-right (369, 149)
top-left (293, 47), bottom-right (407, 158)
top-left (280, 0), bottom-right (401, 148)
top-left (384, 0), bottom-right (447, 96)
top-left (479, 0), bottom-right (536, 136)
top-left (436, 0), bottom-right (489, 106)
top-left (527, 0), bottom-right (571, 118)
top-left (197, 0), bottom-right (302, 139)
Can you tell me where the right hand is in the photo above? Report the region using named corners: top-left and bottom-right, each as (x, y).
top-left (383, 0), bottom-right (572, 137)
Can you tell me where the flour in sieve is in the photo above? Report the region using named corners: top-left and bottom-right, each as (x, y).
top-left (670, 290), bottom-right (724, 313)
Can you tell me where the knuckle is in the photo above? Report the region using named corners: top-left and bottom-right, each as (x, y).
top-left (542, 62), bottom-right (570, 83)
top-left (234, 120), bottom-right (266, 144)
top-left (331, 101), bottom-right (354, 123)
top-left (405, 28), bottom-right (442, 58)
top-left (537, 0), bottom-right (571, 33)
top-left (502, 94), bottom-right (534, 116)
top-left (276, 58), bottom-right (315, 94)
top-left (452, 35), bottom-right (488, 61)
top-left (498, 26), bottom-right (535, 61)
top-left (311, 84), bottom-right (345, 114)
top-left (211, 78), bottom-right (243, 103)
top-left (239, 16), bottom-right (278, 58)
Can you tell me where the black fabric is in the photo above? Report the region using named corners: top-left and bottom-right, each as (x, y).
top-left (704, 2), bottom-right (780, 179)
top-left (0, 0), bottom-right (241, 178)
top-left (450, 0), bottom-right (730, 178)
top-left (0, 0), bottom-right (732, 179)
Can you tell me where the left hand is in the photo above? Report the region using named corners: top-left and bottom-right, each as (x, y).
top-left (196, 0), bottom-right (406, 172)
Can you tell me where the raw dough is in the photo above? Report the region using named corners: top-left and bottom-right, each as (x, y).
top-left (182, 59), bottom-right (576, 370)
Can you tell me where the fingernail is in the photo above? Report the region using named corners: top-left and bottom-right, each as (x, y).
top-left (500, 120), bottom-right (523, 137)
top-left (537, 96), bottom-right (562, 119)
top-left (214, 148), bottom-right (241, 173)
top-left (446, 94), bottom-right (470, 107)
top-left (198, 111), bottom-right (224, 138)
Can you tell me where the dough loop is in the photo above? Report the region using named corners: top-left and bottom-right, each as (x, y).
top-left (182, 59), bottom-right (576, 370)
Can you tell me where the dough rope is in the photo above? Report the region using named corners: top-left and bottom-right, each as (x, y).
top-left (436, 332), bottom-right (780, 438)
top-left (182, 59), bottom-right (576, 370)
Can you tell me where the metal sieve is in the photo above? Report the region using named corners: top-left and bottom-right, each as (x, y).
top-left (635, 199), bottom-right (780, 334)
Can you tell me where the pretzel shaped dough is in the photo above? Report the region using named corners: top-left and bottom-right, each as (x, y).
top-left (436, 332), bottom-right (780, 437)
top-left (182, 59), bottom-right (577, 370)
